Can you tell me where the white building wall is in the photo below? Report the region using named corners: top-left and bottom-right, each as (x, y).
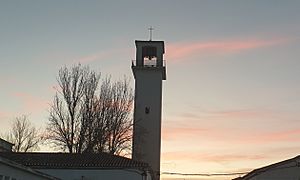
top-left (132, 68), bottom-right (163, 176)
top-left (132, 40), bottom-right (165, 180)
top-left (0, 162), bottom-right (52, 180)
top-left (37, 168), bottom-right (149, 180)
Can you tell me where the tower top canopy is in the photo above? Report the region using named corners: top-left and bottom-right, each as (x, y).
top-left (135, 40), bottom-right (165, 54)
top-left (133, 40), bottom-right (166, 80)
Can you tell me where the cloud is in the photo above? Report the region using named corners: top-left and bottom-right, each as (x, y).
top-left (76, 52), bottom-right (111, 63)
top-left (0, 111), bottom-right (13, 131)
top-left (162, 126), bottom-right (209, 141)
top-left (181, 108), bottom-right (270, 120)
top-left (74, 48), bottom-right (131, 64)
top-left (163, 121), bottom-right (300, 145)
top-left (162, 151), bottom-right (266, 163)
top-left (11, 92), bottom-right (48, 113)
top-left (166, 37), bottom-right (288, 61)
top-left (0, 76), bottom-right (19, 86)
top-left (163, 108), bottom-right (272, 140)
top-left (163, 107), bottom-right (300, 145)
top-left (246, 128), bottom-right (300, 143)
top-left (0, 111), bottom-right (11, 119)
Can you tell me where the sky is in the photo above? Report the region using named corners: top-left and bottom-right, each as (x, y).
top-left (1, 1), bottom-right (300, 179)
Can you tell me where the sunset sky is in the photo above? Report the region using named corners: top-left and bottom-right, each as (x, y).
top-left (1, 1), bottom-right (300, 179)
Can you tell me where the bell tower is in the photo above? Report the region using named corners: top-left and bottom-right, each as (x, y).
top-left (132, 40), bottom-right (166, 180)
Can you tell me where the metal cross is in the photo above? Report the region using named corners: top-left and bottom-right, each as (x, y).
top-left (148, 26), bottom-right (154, 41)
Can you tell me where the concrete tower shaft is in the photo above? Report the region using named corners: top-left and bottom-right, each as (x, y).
top-left (132, 40), bottom-right (166, 180)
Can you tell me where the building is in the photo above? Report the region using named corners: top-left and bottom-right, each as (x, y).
top-left (0, 138), bottom-right (13, 152)
top-left (132, 40), bottom-right (166, 180)
top-left (0, 152), bottom-right (153, 180)
top-left (0, 155), bottom-right (59, 180)
top-left (233, 155), bottom-right (300, 180)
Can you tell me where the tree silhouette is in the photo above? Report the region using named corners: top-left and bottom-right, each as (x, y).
top-left (46, 64), bottom-right (133, 155)
top-left (4, 115), bottom-right (40, 152)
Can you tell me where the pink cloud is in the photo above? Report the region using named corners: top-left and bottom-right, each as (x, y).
top-left (163, 122), bottom-right (300, 145)
top-left (77, 52), bottom-right (111, 63)
top-left (162, 151), bottom-right (266, 163)
top-left (208, 109), bottom-right (265, 118)
top-left (163, 108), bottom-right (274, 141)
top-left (163, 107), bottom-right (300, 144)
top-left (246, 129), bottom-right (300, 143)
top-left (74, 48), bottom-right (131, 64)
top-left (0, 76), bottom-right (19, 86)
top-left (11, 92), bottom-right (48, 113)
top-left (181, 109), bottom-right (270, 120)
top-left (166, 37), bottom-right (288, 61)
top-left (162, 126), bottom-right (209, 140)
top-left (0, 111), bottom-right (11, 119)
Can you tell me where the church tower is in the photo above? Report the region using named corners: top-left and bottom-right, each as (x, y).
top-left (132, 40), bottom-right (166, 180)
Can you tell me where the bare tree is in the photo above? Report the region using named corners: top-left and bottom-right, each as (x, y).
top-left (47, 65), bottom-right (97, 153)
top-left (47, 64), bottom-right (133, 155)
top-left (104, 78), bottom-right (133, 155)
top-left (77, 69), bottom-right (100, 153)
top-left (5, 115), bottom-right (40, 152)
top-left (92, 77), bottom-right (133, 155)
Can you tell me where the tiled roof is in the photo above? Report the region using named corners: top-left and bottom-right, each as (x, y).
top-left (0, 138), bottom-right (14, 145)
top-left (0, 156), bottom-right (60, 180)
top-left (0, 152), bottom-right (149, 170)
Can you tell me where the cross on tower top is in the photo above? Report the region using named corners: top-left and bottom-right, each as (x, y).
top-left (148, 26), bottom-right (154, 41)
